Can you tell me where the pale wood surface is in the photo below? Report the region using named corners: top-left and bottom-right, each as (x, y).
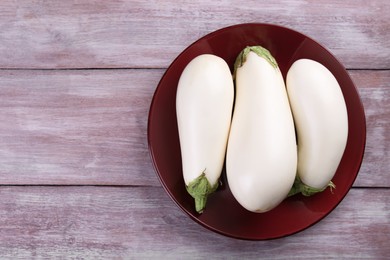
top-left (0, 0), bottom-right (389, 258)
top-left (0, 70), bottom-right (388, 187)
top-left (0, 1), bottom-right (389, 69)
top-left (0, 69), bottom-right (161, 186)
top-left (0, 187), bottom-right (388, 258)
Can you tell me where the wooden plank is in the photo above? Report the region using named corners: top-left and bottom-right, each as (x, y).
top-left (0, 69), bottom-right (163, 186)
top-left (0, 0), bottom-right (389, 69)
top-left (351, 70), bottom-right (390, 187)
top-left (0, 69), bottom-right (388, 186)
top-left (0, 186), bottom-right (388, 258)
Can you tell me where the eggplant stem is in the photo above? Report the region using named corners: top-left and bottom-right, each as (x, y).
top-left (186, 171), bottom-right (218, 214)
top-left (288, 176), bottom-right (336, 197)
top-left (233, 46), bottom-right (278, 79)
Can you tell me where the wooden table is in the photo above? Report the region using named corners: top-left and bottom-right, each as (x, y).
top-left (1, 1), bottom-right (389, 258)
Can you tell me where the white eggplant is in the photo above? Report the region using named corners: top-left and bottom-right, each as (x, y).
top-left (286, 59), bottom-right (348, 195)
top-left (176, 54), bottom-right (234, 213)
top-left (226, 47), bottom-right (297, 213)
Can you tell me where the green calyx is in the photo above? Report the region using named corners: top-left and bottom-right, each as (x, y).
top-left (288, 175), bottom-right (336, 197)
top-left (233, 45), bottom-right (278, 79)
top-left (186, 171), bottom-right (218, 214)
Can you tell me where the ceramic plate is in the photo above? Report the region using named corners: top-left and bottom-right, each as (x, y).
top-left (147, 23), bottom-right (366, 240)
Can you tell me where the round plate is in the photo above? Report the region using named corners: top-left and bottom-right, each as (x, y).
top-left (147, 23), bottom-right (366, 240)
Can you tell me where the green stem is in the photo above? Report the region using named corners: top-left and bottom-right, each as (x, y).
top-left (233, 46), bottom-right (278, 79)
top-left (194, 196), bottom-right (207, 214)
top-left (186, 171), bottom-right (218, 214)
top-left (288, 176), bottom-right (336, 197)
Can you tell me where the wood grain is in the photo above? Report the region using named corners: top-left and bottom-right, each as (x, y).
top-left (0, 0), bottom-right (389, 69)
top-left (351, 70), bottom-right (390, 187)
top-left (0, 69), bottom-right (388, 186)
top-left (0, 69), bottom-right (163, 186)
top-left (0, 186), bottom-right (388, 258)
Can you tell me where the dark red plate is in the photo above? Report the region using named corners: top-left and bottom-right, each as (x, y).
top-left (147, 23), bottom-right (366, 240)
